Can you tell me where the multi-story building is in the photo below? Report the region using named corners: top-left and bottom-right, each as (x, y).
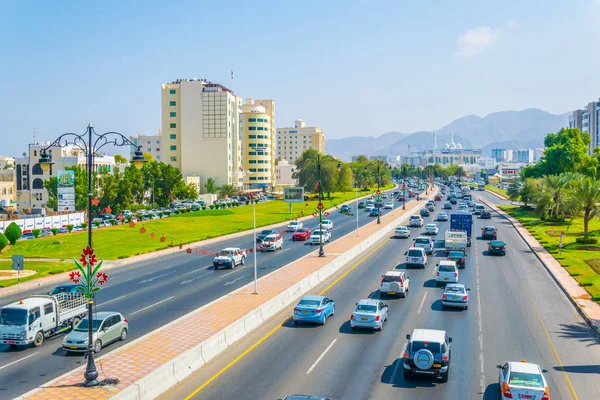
top-left (0, 156), bottom-right (15, 169)
top-left (515, 149), bottom-right (534, 164)
top-left (401, 144), bottom-right (483, 167)
top-left (534, 148), bottom-right (544, 161)
top-left (0, 169), bottom-right (16, 211)
top-left (582, 99), bottom-right (600, 154)
top-left (275, 159), bottom-right (297, 186)
top-left (276, 119), bottom-right (325, 162)
top-left (491, 148), bottom-right (514, 162)
top-left (569, 109), bottom-right (583, 130)
top-left (130, 133), bottom-right (162, 161)
top-left (242, 98), bottom-right (275, 190)
top-left (476, 157), bottom-right (497, 168)
top-left (161, 79), bottom-right (243, 193)
top-left (14, 142), bottom-right (115, 212)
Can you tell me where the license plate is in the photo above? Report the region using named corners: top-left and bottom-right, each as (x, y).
top-left (389, 292), bottom-right (396, 295)
top-left (444, 277), bottom-right (449, 280)
top-left (6, 340), bottom-right (15, 345)
top-left (302, 311), bottom-right (310, 315)
top-left (519, 396), bottom-right (532, 400)
top-left (219, 262), bottom-right (223, 264)
top-left (452, 296), bottom-right (459, 300)
top-left (433, 363), bottom-right (441, 368)
top-left (70, 346), bottom-right (78, 349)
top-left (412, 258), bottom-right (419, 261)
top-left (361, 318), bottom-right (368, 321)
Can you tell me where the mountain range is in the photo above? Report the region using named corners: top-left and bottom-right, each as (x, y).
top-left (325, 108), bottom-right (569, 161)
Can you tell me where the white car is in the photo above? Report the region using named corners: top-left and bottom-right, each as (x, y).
top-left (437, 212), bottom-right (448, 221)
top-left (320, 219), bottom-right (333, 230)
top-left (442, 283), bottom-right (470, 310)
top-left (310, 229), bottom-right (331, 245)
top-left (365, 205), bottom-right (374, 213)
top-left (435, 260), bottom-right (459, 286)
top-left (497, 361), bottom-right (549, 400)
top-left (384, 201), bottom-right (393, 209)
top-left (413, 236), bottom-right (434, 255)
top-left (424, 224), bottom-right (439, 235)
top-left (213, 247), bottom-right (246, 269)
top-left (350, 299), bottom-right (388, 331)
top-left (409, 215), bottom-right (424, 227)
top-left (286, 221), bottom-right (303, 232)
top-left (261, 234), bottom-right (283, 251)
top-left (405, 247), bottom-right (428, 268)
top-left (394, 226), bottom-right (411, 238)
top-left (380, 271), bottom-right (410, 298)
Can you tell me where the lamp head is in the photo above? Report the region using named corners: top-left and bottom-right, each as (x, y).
top-left (131, 148), bottom-right (147, 170)
top-left (38, 150), bottom-right (53, 173)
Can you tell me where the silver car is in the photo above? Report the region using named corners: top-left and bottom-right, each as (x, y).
top-left (62, 311), bottom-right (128, 353)
top-left (350, 299), bottom-right (388, 331)
top-left (441, 283), bottom-right (470, 310)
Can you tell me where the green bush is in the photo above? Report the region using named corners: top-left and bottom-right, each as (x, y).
top-left (93, 221), bottom-right (101, 228)
top-left (202, 205), bottom-right (206, 210)
top-left (210, 204), bottom-right (215, 210)
top-left (0, 233), bottom-right (8, 251)
top-left (158, 212), bottom-right (164, 218)
top-left (576, 237), bottom-right (598, 244)
top-left (32, 229), bottom-right (41, 238)
top-left (580, 282), bottom-right (593, 287)
top-left (4, 222), bottom-right (22, 245)
top-left (81, 222), bottom-right (88, 229)
top-left (67, 224), bottom-right (74, 233)
top-left (51, 228), bottom-right (58, 236)
top-left (109, 219), bottom-right (116, 226)
top-left (126, 216), bottom-right (133, 223)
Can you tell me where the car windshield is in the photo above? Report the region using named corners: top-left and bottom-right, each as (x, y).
top-left (396, 227), bottom-right (407, 231)
top-left (296, 229), bottom-right (308, 233)
top-left (415, 238), bottom-right (429, 244)
top-left (427, 225), bottom-right (436, 229)
top-left (223, 250), bottom-right (234, 256)
top-left (298, 299), bottom-right (321, 307)
top-left (260, 230), bottom-right (274, 235)
top-left (411, 216), bottom-right (419, 220)
top-left (491, 241), bottom-right (505, 246)
top-left (74, 318), bottom-right (104, 332)
top-left (313, 230), bottom-right (324, 235)
top-left (0, 308), bottom-right (27, 326)
top-left (439, 265), bottom-right (456, 272)
top-left (322, 220), bottom-right (331, 224)
top-left (445, 286), bottom-right (465, 294)
top-left (449, 252), bottom-right (464, 258)
top-left (289, 222), bottom-right (299, 225)
top-left (355, 305), bottom-right (377, 313)
top-left (485, 227), bottom-right (495, 232)
top-left (411, 341), bottom-right (441, 353)
top-left (508, 372), bottom-right (544, 388)
top-left (408, 249), bottom-right (423, 257)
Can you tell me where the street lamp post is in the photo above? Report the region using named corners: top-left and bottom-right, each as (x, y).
top-left (39, 124), bottom-right (145, 387)
top-left (355, 181), bottom-right (359, 236)
top-left (250, 192), bottom-right (258, 294)
top-left (315, 153), bottom-right (341, 257)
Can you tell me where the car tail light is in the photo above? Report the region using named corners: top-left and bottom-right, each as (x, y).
top-left (462, 295), bottom-right (468, 300)
top-left (123, 319), bottom-right (128, 323)
top-left (350, 315), bottom-right (355, 320)
top-left (436, 272), bottom-right (440, 276)
top-left (375, 315), bottom-right (380, 321)
top-left (442, 355), bottom-right (448, 361)
top-left (542, 387), bottom-right (549, 400)
top-left (316, 308), bottom-right (323, 313)
top-left (447, 258), bottom-right (451, 261)
top-left (442, 294), bottom-right (447, 299)
top-left (454, 272), bottom-right (458, 277)
top-left (381, 277), bottom-right (385, 285)
top-left (503, 246), bottom-right (506, 250)
top-left (501, 382), bottom-right (513, 398)
top-left (294, 308), bottom-right (300, 313)
top-left (403, 351), bottom-right (409, 358)
top-left (461, 258), bottom-right (465, 263)
top-left (406, 257), bottom-right (408, 261)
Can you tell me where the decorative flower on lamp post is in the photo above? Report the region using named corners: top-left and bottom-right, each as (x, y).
top-left (71, 245), bottom-right (108, 299)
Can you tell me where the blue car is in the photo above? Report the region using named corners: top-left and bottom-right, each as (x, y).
top-left (293, 295), bottom-right (335, 325)
top-left (370, 208), bottom-right (381, 217)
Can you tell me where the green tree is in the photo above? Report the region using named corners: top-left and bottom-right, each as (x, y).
top-left (335, 164), bottom-right (353, 192)
top-left (4, 222), bottom-right (22, 245)
top-left (568, 176), bottom-right (600, 238)
top-left (114, 154), bottom-right (128, 164)
top-left (534, 128), bottom-right (598, 177)
top-left (295, 149), bottom-right (342, 197)
top-left (507, 179), bottom-right (522, 202)
top-left (533, 173), bottom-right (579, 220)
top-left (204, 177), bottom-right (218, 194)
top-left (0, 233), bottom-right (8, 251)
top-left (217, 184), bottom-right (237, 199)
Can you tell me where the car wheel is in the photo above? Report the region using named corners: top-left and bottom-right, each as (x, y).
top-left (331, 306), bottom-right (335, 316)
top-left (120, 328), bottom-right (128, 341)
top-left (464, 305), bottom-right (468, 310)
top-left (441, 304), bottom-right (446, 310)
top-left (71, 317), bottom-right (81, 331)
top-left (293, 320), bottom-right (299, 325)
top-left (321, 314), bottom-right (327, 326)
top-left (214, 265), bottom-right (219, 270)
top-left (440, 370), bottom-right (449, 382)
top-left (404, 370), bottom-right (412, 380)
top-left (94, 339), bottom-right (102, 353)
top-left (241, 256), bottom-right (246, 265)
top-left (33, 331), bottom-right (44, 347)
top-left (380, 291), bottom-right (386, 298)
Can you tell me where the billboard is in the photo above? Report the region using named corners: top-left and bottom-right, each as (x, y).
top-left (284, 187), bottom-right (305, 203)
top-left (501, 168), bottom-right (520, 179)
top-left (57, 170), bottom-right (76, 212)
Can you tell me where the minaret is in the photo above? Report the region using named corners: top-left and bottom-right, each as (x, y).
top-left (433, 130), bottom-right (437, 150)
top-left (450, 130), bottom-right (455, 144)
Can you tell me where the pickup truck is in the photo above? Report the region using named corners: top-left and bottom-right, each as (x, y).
top-left (0, 293), bottom-right (87, 347)
top-left (213, 247), bottom-right (246, 269)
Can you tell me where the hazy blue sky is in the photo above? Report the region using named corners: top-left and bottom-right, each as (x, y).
top-left (1, 0), bottom-right (599, 156)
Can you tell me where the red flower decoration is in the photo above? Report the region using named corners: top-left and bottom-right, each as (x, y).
top-left (83, 246), bottom-right (94, 256)
top-left (79, 246), bottom-right (98, 267)
top-left (96, 272), bottom-right (109, 286)
top-left (78, 254), bottom-right (88, 267)
top-left (69, 270), bottom-right (81, 284)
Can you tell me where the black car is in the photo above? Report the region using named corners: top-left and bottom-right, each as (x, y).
top-left (370, 208), bottom-right (382, 217)
top-left (340, 205), bottom-right (351, 213)
top-left (358, 201), bottom-right (366, 209)
top-left (420, 208), bottom-right (430, 217)
top-left (480, 210), bottom-right (492, 219)
top-left (481, 226), bottom-right (497, 240)
top-left (257, 229), bottom-right (278, 243)
top-left (449, 198), bottom-right (458, 205)
top-left (488, 240), bottom-right (506, 255)
top-left (447, 251), bottom-right (466, 269)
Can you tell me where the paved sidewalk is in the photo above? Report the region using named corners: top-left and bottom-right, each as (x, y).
top-left (480, 197), bottom-right (600, 336)
top-left (20, 195), bottom-right (428, 400)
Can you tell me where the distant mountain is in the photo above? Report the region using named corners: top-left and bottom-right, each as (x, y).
top-left (326, 108), bottom-right (568, 160)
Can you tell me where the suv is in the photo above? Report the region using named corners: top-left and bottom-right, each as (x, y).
top-left (404, 329), bottom-right (452, 382)
top-left (380, 271), bottom-right (410, 298)
top-left (213, 248), bottom-right (246, 269)
top-left (435, 260), bottom-right (459, 286)
top-left (405, 247), bottom-right (428, 268)
top-left (261, 234), bottom-right (284, 251)
top-left (409, 215), bottom-right (424, 227)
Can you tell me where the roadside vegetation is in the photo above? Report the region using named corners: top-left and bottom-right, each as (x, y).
top-left (485, 185), bottom-right (508, 198)
top-left (0, 260), bottom-right (73, 288)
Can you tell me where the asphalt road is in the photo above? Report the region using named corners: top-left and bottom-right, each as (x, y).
top-left (165, 190), bottom-right (600, 400)
top-left (0, 188), bottom-right (411, 399)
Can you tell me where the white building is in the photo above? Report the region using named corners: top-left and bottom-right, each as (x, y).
top-left (476, 157), bottom-right (497, 168)
top-left (275, 159), bottom-right (297, 186)
top-left (515, 149), bottom-right (534, 164)
top-left (276, 119), bottom-right (325, 162)
top-left (0, 156), bottom-right (15, 169)
top-left (130, 133), bottom-right (162, 161)
top-left (534, 148), bottom-right (544, 161)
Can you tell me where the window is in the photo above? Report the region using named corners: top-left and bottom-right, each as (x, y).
top-left (258, 160), bottom-right (265, 164)
top-left (170, 101), bottom-right (176, 106)
top-left (249, 135), bottom-right (257, 139)
top-left (258, 168), bottom-right (265, 172)
top-left (169, 89), bottom-right (176, 94)
top-left (170, 145), bottom-right (177, 150)
top-left (248, 118), bottom-right (257, 122)
top-left (249, 127), bottom-right (257, 131)
top-left (43, 303), bottom-right (53, 315)
top-left (249, 160), bottom-right (257, 164)
top-left (258, 177), bottom-right (265, 180)
top-left (156, 148), bottom-right (160, 151)
top-left (147, 141), bottom-right (151, 144)
top-left (170, 156), bottom-right (177, 161)
top-left (170, 134), bottom-right (176, 139)
top-left (250, 177), bottom-right (257, 181)
top-left (249, 168), bottom-right (257, 172)
top-left (170, 123), bottom-right (176, 128)
top-left (33, 150), bottom-right (37, 156)
top-left (249, 152), bottom-right (256, 156)
top-left (170, 112), bottom-right (176, 117)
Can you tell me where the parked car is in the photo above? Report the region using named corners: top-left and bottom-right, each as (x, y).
top-left (405, 247), bottom-right (428, 268)
top-left (350, 299), bottom-right (388, 331)
top-left (447, 251), bottom-right (466, 269)
top-left (321, 219), bottom-right (334, 230)
top-left (213, 248), bottom-right (246, 269)
top-left (481, 226), bottom-right (497, 240)
top-left (413, 236), bottom-right (434, 255)
top-left (497, 361), bottom-right (549, 400)
top-left (488, 240), bottom-right (507, 256)
top-left (442, 283), bottom-right (470, 310)
top-left (257, 229), bottom-right (278, 243)
top-left (62, 311), bottom-right (128, 353)
top-left (292, 228), bottom-right (312, 241)
top-left (286, 221), bottom-right (303, 232)
top-left (404, 329), bottom-right (452, 382)
top-left (292, 295), bottom-right (335, 325)
top-left (394, 226), bottom-right (411, 239)
top-left (424, 224), bottom-right (439, 235)
top-left (261, 234), bottom-right (284, 251)
top-left (409, 215), bottom-right (424, 227)
top-left (310, 229), bottom-right (331, 245)
top-left (380, 271), bottom-right (410, 298)
top-left (435, 260), bottom-right (459, 286)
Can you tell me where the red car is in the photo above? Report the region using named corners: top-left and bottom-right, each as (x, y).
top-left (434, 195), bottom-right (442, 201)
top-left (292, 228), bottom-right (312, 241)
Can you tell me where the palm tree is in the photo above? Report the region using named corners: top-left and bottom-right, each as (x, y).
top-left (217, 184), bottom-right (237, 199)
top-left (533, 173), bottom-right (579, 220)
top-left (568, 176), bottom-right (600, 238)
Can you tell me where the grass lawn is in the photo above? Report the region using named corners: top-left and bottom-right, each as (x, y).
top-left (0, 185), bottom-right (393, 263)
top-left (499, 205), bottom-right (600, 302)
top-left (0, 260), bottom-right (73, 288)
top-left (486, 185), bottom-right (508, 199)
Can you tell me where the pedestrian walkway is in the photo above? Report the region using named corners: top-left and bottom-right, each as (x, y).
top-left (20, 197), bottom-right (430, 400)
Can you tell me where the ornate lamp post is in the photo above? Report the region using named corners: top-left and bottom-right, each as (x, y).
top-left (39, 124), bottom-right (146, 387)
top-left (315, 153), bottom-right (341, 257)
top-left (370, 160), bottom-right (390, 224)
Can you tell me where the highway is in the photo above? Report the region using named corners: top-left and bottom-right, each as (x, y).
top-left (165, 190), bottom-right (600, 400)
top-left (0, 189), bottom-right (407, 399)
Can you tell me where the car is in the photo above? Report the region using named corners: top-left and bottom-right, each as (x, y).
top-left (350, 299), bottom-right (388, 331)
top-left (48, 284), bottom-right (81, 296)
top-left (394, 226), bottom-right (411, 238)
top-left (72, 225), bottom-right (84, 232)
top-left (62, 311), bottom-right (128, 353)
top-left (57, 227), bottom-right (69, 234)
top-left (450, 198), bottom-right (458, 205)
top-left (310, 229), bottom-right (331, 245)
top-left (488, 240), bottom-right (507, 255)
top-left (384, 201), bottom-right (393, 209)
top-left (293, 295), bottom-right (335, 325)
top-left (261, 234), bottom-right (284, 251)
top-left (281, 396), bottom-right (332, 400)
top-left (370, 208), bottom-right (381, 217)
top-left (434, 195), bottom-right (442, 201)
top-left (442, 283), bottom-right (470, 310)
top-left (256, 229), bottom-right (278, 243)
top-left (320, 219), bottom-right (333, 230)
top-left (435, 260), bottom-right (459, 286)
top-left (358, 201), bottom-right (366, 209)
top-left (365, 205), bottom-right (374, 213)
top-left (424, 224), bottom-right (439, 235)
top-left (405, 247), bottom-right (428, 268)
top-left (292, 228), bottom-right (312, 241)
top-left (437, 212), bottom-right (448, 221)
top-left (413, 236), bottom-right (434, 255)
top-left (404, 329), bottom-right (452, 382)
top-left (481, 226), bottom-right (497, 240)
top-left (19, 232), bottom-right (35, 240)
top-left (380, 271), bottom-right (410, 298)
top-left (480, 210), bottom-right (492, 219)
top-left (420, 208), bottom-right (430, 217)
top-left (427, 204), bottom-right (435, 212)
top-left (213, 247), bottom-right (246, 269)
top-left (497, 361), bottom-right (549, 400)
top-left (409, 215), bottom-right (424, 227)
top-left (286, 221), bottom-right (303, 232)
top-left (443, 202), bottom-right (452, 210)
top-left (398, 194), bottom-right (407, 201)
top-left (340, 204), bottom-right (351, 213)
top-left (474, 204), bottom-right (485, 215)
top-left (447, 251), bottom-right (466, 269)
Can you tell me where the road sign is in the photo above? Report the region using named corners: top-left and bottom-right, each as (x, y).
top-left (11, 255), bottom-right (24, 271)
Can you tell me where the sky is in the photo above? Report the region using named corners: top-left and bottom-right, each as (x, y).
top-left (0, 0), bottom-right (599, 157)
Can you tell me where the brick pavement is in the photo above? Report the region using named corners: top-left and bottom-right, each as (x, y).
top-left (20, 195), bottom-right (429, 400)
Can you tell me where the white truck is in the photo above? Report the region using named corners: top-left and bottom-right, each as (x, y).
top-left (0, 293), bottom-right (87, 347)
top-left (444, 230), bottom-right (468, 253)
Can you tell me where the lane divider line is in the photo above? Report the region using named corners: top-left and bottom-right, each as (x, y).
top-left (475, 241), bottom-right (485, 394)
top-left (97, 294), bottom-right (128, 307)
top-left (130, 296), bottom-right (175, 316)
top-left (139, 271), bottom-right (176, 284)
top-left (306, 339), bottom-right (337, 374)
top-left (0, 352), bottom-right (39, 371)
top-left (417, 291), bottom-right (428, 314)
top-left (220, 267), bottom-right (246, 279)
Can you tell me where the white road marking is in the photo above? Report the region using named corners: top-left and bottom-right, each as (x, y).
top-left (97, 294), bottom-right (128, 307)
top-left (306, 339), bottom-right (337, 374)
top-left (180, 271), bottom-right (213, 285)
top-left (224, 276), bottom-right (245, 286)
top-left (391, 343), bottom-right (407, 383)
top-left (0, 352), bottom-right (39, 370)
top-left (417, 291), bottom-right (429, 314)
top-left (130, 296), bottom-right (175, 315)
top-left (139, 271), bottom-right (175, 284)
top-left (220, 267), bottom-right (246, 278)
top-left (475, 243), bottom-right (485, 393)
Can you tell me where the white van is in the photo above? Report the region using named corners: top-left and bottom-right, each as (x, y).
top-left (405, 247), bottom-right (428, 268)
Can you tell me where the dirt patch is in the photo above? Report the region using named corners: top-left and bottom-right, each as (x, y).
top-left (579, 247), bottom-right (600, 251)
top-left (545, 230), bottom-right (582, 237)
top-left (584, 258), bottom-right (600, 274)
top-left (0, 270), bottom-right (37, 280)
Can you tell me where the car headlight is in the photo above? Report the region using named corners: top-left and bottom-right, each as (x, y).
top-left (20, 331), bottom-right (26, 339)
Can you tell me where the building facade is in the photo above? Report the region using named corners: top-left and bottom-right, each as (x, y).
top-left (582, 99), bottom-right (600, 154)
top-left (276, 119), bottom-right (325, 162)
top-left (569, 109), bottom-right (583, 130)
top-left (242, 98), bottom-right (275, 190)
top-left (491, 148), bottom-right (514, 162)
top-left (515, 149), bottom-right (534, 164)
top-left (161, 79), bottom-right (243, 193)
top-left (0, 169), bottom-right (15, 210)
top-left (401, 147), bottom-right (483, 167)
top-left (130, 133), bottom-right (162, 161)
top-left (275, 159), bottom-right (297, 186)
top-left (0, 156), bottom-right (15, 170)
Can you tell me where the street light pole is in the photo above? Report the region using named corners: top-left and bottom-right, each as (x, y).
top-left (376, 161), bottom-right (381, 224)
top-left (317, 153), bottom-right (325, 257)
top-left (252, 193), bottom-right (258, 294)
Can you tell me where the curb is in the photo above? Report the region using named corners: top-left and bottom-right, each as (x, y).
top-left (485, 189), bottom-right (509, 201)
top-left (478, 197), bottom-right (600, 339)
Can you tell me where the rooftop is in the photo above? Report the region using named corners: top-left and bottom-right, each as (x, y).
top-left (410, 328), bottom-right (446, 343)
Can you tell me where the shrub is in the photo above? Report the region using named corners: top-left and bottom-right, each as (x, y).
top-left (0, 233), bottom-right (8, 251)
top-left (51, 228), bottom-right (58, 236)
top-left (93, 221), bottom-right (101, 228)
top-left (158, 212), bottom-right (164, 218)
top-left (81, 222), bottom-right (88, 229)
top-left (210, 204), bottom-right (215, 210)
top-left (126, 216), bottom-right (133, 223)
top-left (580, 282), bottom-right (593, 287)
top-left (164, 210), bottom-right (171, 216)
top-left (202, 205), bottom-right (206, 210)
top-left (245, 200), bottom-right (250, 205)
top-left (31, 229), bottom-right (41, 238)
top-left (4, 222), bottom-right (22, 245)
top-left (109, 219), bottom-right (116, 226)
top-left (576, 238), bottom-right (598, 245)
top-left (67, 224), bottom-right (74, 233)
